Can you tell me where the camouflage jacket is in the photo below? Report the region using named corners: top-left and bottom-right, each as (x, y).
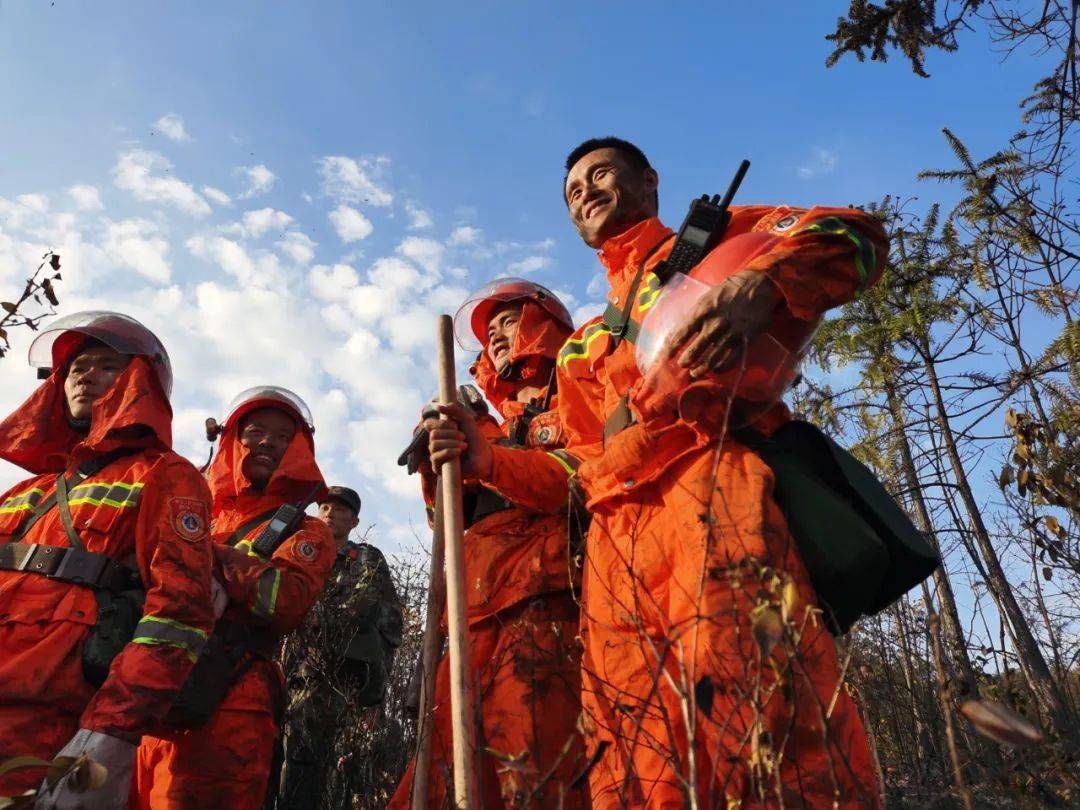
top-left (284, 542), bottom-right (403, 710)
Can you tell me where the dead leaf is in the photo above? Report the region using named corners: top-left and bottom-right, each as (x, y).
top-left (0, 789), bottom-right (37, 810)
top-left (960, 700), bottom-right (1044, 748)
top-left (0, 756), bottom-right (53, 777)
top-left (998, 464), bottom-right (1014, 488)
top-left (45, 755), bottom-right (77, 788)
top-left (751, 605), bottom-right (783, 657)
top-left (0, 302), bottom-right (15, 314)
top-left (67, 754), bottom-right (108, 792)
top-left (781, 580), bottom-right (799, 623)
top-left (41, 278), bottom-right (59, 306)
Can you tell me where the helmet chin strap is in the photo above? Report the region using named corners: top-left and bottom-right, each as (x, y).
top-left (66, 415), bottom-right (91, 434)
top-left (497, 359), bottom-right (520, 381)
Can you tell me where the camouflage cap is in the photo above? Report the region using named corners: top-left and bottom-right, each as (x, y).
top-left (321, 485), bottom-right (361, 515)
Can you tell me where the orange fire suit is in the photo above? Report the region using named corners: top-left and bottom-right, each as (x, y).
top-left (390, 301), bottom-right (588, 808)
top-left (477, 211), bottom-right (888, 807)
top-left (134, 414), bottom-right (336, 809)
top-left (0, 358), bottom-right (215, 794)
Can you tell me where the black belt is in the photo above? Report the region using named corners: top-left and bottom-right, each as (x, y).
top-left (0, 542), bottom-right (141, 592)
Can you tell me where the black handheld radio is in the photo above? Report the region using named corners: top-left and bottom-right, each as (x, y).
top-left (250, 483), bottom-right (322, 557)
top-left (654, 159), bottom-right (750, 284)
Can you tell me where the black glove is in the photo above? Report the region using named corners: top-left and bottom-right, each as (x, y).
top-left (397, 385), bottom-right (489, 474)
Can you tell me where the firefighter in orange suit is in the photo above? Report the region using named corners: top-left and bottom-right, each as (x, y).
top-left (134, 386), bottom-right (336, 809)
top-left (438, 138), bottom-right (888, 808)
top-left (0, 311), bottom-right (215, 808)
top-left (389, 280), bottom-right (588, 808)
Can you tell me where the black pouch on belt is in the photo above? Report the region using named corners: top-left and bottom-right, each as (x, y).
top-left (733, 420), bottom-right (940, 634)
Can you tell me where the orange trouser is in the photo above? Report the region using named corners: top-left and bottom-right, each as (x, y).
top-left (390, 592), bottom-right (588, 808)
top-left (580, 443), bottom-right (881, 809)
top-left (132, 701), bottom-right (276, 809)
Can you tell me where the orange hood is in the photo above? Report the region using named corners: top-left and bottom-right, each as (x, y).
top-left (206, 415), bottom-right (327, 518)
top-left (0, 356), bottom-right (172, 474)
top-left (469, 300), bottom-right (572, 419)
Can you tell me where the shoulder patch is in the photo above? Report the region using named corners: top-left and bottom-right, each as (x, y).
top-left (170, 497), bottom-right (209, 542)
top-left (526, 411), bottom-right (565, 449)
top-left (293, 538), bottom-right (319, 563)
top-left (773, 214), bottom-right (799, 231)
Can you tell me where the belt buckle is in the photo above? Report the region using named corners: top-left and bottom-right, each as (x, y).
top-left (18, 545), bottom-right (64, 576)
top-left (51, 548), bottom-right (108, 586)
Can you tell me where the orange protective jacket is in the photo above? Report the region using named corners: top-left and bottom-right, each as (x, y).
top-left (419, 299), bottom-right (579, 623)
top-left (0, 359), bottom-right (215, 748)
top-left (393, 303), bottom-right (588, 807)
top-left (202, 413), bottom-right (337, 714)
top-left (133, 410), bottom-right (336, 810)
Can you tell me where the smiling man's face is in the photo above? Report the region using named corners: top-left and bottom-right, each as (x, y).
top-left (564, 147), bottom-right (658, 248)
top-left (486, 302), bottom-right (523, 374)
top-left (238, 407), bottom-right (297, 490)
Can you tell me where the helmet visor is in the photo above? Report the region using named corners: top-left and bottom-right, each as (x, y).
top-left (223, 385), bottom-right (315, 432)
top-left (453, 277), bottom-right (572, 351)
top-left (636, 274), bottom-right (810, 404)
top-left (28, 310), bottom-right (173, 397)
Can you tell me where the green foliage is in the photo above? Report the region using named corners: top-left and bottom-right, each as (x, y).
top-left (825, 0), bottom-right (985, 76)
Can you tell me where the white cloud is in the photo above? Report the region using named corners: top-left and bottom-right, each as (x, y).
top-left (797, 147), bottom-right (839, 180)
top-left (154, 113), bottom-right (189, 142)
top-left (396, 236), bottom-right (443, 274)
top-left (67, 185), bottom-right (103, 211)
top-left (277, 231), bottom-right (316, 265)
top-left (447, 225), bottom-right (480, 246)
top-left (317, 156), bottom-right (393, 207)
top-left (0, 194), bottom-right (48, 230)
top-left (506, 255), bottom-right (550, 275)
top-left (101, 218), bottom-right (171, 284)
top-left (186, 234), bottom-right (285, 288)
top-left (236, 164), bottom-right (277, 198)
top-left (16, 193), bottom-right (49, 214)
top-left (112, 149), bottom-right (211, 216)
top-left (309, 263), bottom-right (360, 300)
top-left (329, 204), bottom-right (374, 243)
top-left (405, 202), bottom-right (433, 230)
top-left (202, 186), bottom-right (231, 206)
top-left (242, 208), bottom-right (293, 238)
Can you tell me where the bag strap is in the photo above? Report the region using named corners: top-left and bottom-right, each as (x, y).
top-left (603, 234), bottom-right (675, 352)
top-left (10, 490), bottom-right (60, 543)
top-left (55, 473), bottom-right (86, 552)
top-left (602, 395), bottom-right (634, 444)
top-left (225, 508), bottom-right (280, 547)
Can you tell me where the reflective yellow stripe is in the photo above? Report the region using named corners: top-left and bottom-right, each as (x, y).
top-left (796, 216), bottom-right (876, 291)
top-left (0, 488), bottom-right (46, 515)
top-left (546, 450), bottom-right (578, 477)
top-left (67, 481), bottom-right (144, 509)
top-left (234, 538), bottom-right (260, 558)
top-left (558, 322), bottom-right (611, 368)
top-left (131, 615), bottom-right (208, 663)
top-left (637, 272), bottom-right (662, 312)
top-left (253, 568), bottom-right (281, 618)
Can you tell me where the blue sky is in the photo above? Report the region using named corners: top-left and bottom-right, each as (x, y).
top-left (0, 2), bottom-right (1053, 554)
